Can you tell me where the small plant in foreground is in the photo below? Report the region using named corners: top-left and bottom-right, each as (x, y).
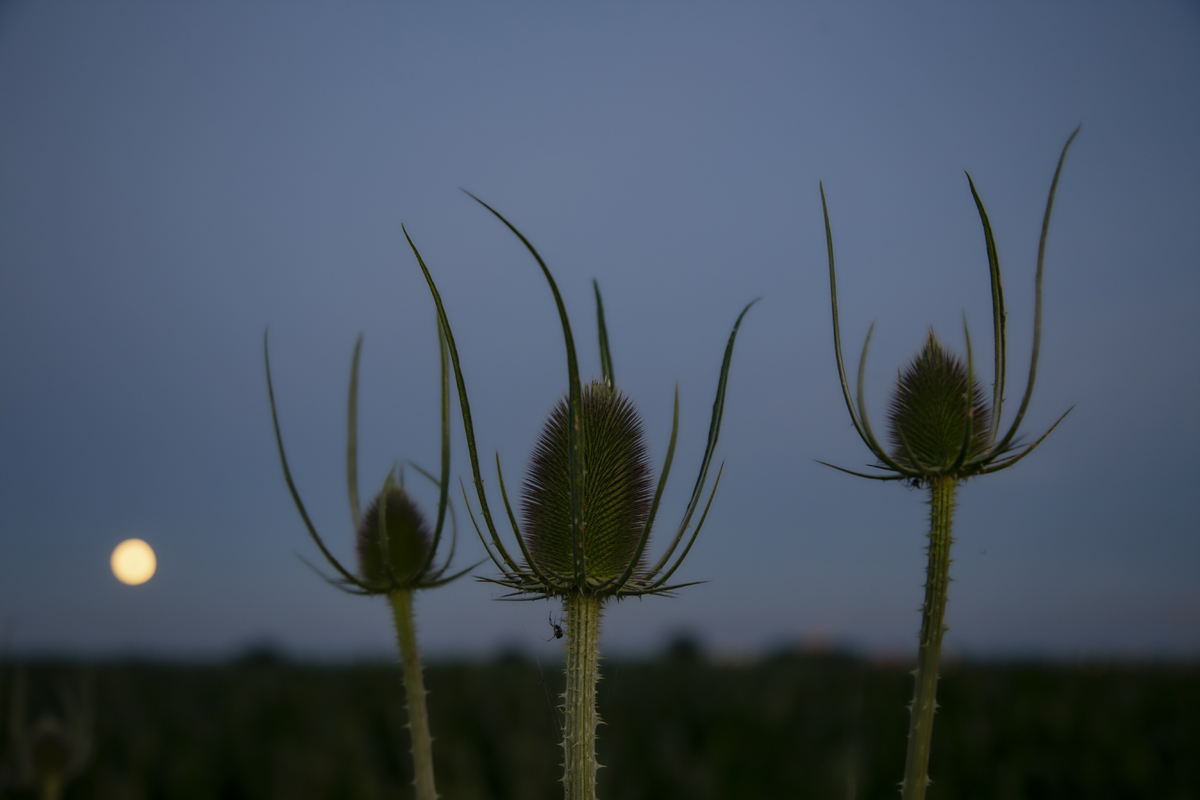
top-left (265, 323), bottom-right (472, 800)
top-left (817, 128), bottom-right (1078, 800)
top-left (404, 193), bottom-right (755, 800)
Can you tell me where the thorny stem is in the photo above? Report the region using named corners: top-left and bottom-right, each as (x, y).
top-left (901, 475), bottom-right (956, 800)
top-left (562, 593), bottom-right (603, 800)
top-left (389, 589), bottom-right (438, 800)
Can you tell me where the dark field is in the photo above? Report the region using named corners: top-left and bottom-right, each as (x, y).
top-left (3, 650), bottom-right (1197, 799)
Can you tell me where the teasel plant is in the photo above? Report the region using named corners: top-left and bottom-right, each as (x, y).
top-left (1, 668), bottom-right (93, 800)
top-left (264, 320), bottom-right (474, 800)
top-left (403, 193), bottom-right (755, 800)
top-left (817, 128), bottom-right (1078, 800)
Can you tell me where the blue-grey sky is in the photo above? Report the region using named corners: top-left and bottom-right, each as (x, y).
top-left (1, 1), bottom-right (1197, 661)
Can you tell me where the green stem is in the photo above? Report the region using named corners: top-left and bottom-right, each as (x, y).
top-left (562, 593), bottom-right (604, 800)
top-left (900, 476), bottom-right (956, 800)
top-left (40, 776), bottom-right (63, 800)
top-left (389, 589), bottom-right (438, 800)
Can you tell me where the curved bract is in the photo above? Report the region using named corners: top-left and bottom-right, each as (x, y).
top-left (819, 127), bottom-right (1079, 486)
top-left (404, 193), bottom-right (757, 600)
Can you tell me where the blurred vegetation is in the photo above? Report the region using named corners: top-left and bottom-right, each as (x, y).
top-left (2, 646), bottom-right (1196, 799)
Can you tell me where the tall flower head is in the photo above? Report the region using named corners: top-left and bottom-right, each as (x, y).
top-left (887, 331), bottom-right (992, 474)
top-left (819, 128), bottom-right (1079, 486)
top-left (403, 192), bottom-right (756, 600)
top-left (522, 381), bottom-right (654, 583)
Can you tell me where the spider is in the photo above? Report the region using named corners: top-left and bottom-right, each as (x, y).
top-left (545, 615), bottom-right (564, 642)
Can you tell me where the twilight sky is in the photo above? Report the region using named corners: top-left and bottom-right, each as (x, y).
top-left (1, 1), bottom-right (1197, 661)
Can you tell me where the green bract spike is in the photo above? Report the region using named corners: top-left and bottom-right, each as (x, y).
top-left (594, 280), bottom-right (615, 388)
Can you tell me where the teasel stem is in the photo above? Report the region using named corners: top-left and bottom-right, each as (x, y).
top-left (901, 475), bottom-right (956, 800)
top-left (389, 588), bottom-right (438, 800)
top-left (41, 776), bottom-right (63, 800)
top-left (562, 593), bottom-right (604, 800)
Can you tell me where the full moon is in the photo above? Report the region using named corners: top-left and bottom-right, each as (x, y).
top-left (111, 539), bottom-right (157, 585)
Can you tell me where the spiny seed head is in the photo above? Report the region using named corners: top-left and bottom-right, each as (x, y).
top-left (521, 380), bottom-right (654, 583)
top-left (887, 331), bottom-right (991, 474)
top-left (356, 486), bottom-right (432, 586)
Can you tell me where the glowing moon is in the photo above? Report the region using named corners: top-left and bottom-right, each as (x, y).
top-left (111, 539), bottom-right (156, 585)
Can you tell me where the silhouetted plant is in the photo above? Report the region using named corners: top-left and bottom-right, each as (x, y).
top-left (404, 193), bottom-right (755, 800)
top-left (816, 128), bottom-right (1078, 800)
top-left (265, 321), bottom-right (473, 800)
top-left (1, 668), bottom-right (93, 800)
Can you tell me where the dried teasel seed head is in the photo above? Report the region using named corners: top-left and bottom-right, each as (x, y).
top-left (887, 331), bottom-right (991, 474)
top-left (356, 486), bottom-right (433, 586)
top-left (521, 380), bottom-right (654, 583)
